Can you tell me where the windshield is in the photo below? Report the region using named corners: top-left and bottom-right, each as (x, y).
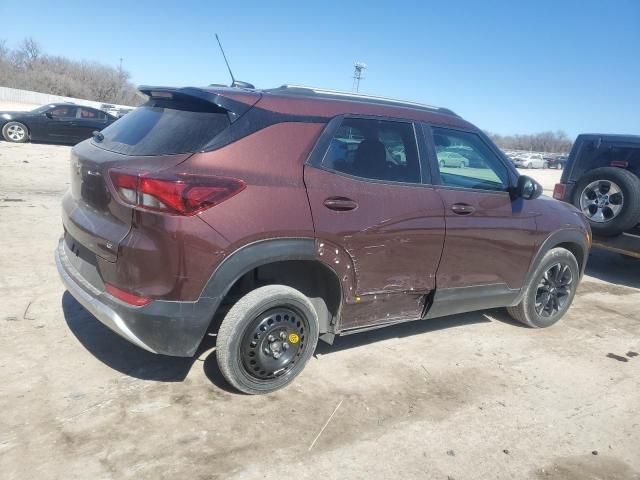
top-left (31, 104), bottom-right (56, 114)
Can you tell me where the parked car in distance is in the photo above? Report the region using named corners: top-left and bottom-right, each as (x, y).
top-left (55, 84), bottom-right (591, 394)
top-left (514, 153), bottom-right (548, 169)
top-left (436, 150), bottom-right (470, 168)
top-left (554, 134), bottom-right (640, 238)
top-left (100, 104), bottom-right (119, 117)
top-left (101, 103), bottom-right (135, 118)
top-left (116, 108), bottom-right (134, 118)
top-left (1, 103), bottom-right (117, 144)
top-left (546, 154), bottom-right (567, 169)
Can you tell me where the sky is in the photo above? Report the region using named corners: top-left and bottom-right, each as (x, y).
top-left (1, 0), bottom-right (638, 138)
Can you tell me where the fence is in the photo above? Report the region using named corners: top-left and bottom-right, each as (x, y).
top-left (0, 86), bottom-right (131, 111)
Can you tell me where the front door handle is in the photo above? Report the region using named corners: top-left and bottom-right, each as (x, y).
top-left (451, 203), bottom-right (475, 215)
top-left (323, 197), bottom-right (358, 212)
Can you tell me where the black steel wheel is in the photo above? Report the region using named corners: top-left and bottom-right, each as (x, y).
top-left (240, 307), bottom-right (308, 380)
top-left (216, 285), bottom-right (319, 394)
top-left (507, 247), bottom-right (580, 328)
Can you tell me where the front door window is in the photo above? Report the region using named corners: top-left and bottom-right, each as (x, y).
top-left (432, 127), bottom-right (509, 191)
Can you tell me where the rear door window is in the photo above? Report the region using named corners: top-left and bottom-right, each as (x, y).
top-left (321, 117), bottom-right (421, 183)
top-left (95, 98), bottom-right (231, 155)
top-left (78, 108), bottom-right (107, 122)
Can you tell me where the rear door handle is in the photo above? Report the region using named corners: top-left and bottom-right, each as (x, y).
top-left (451, 203), bottom-right (475, 215)
top-left (323, 197), bottom-right (358, 212)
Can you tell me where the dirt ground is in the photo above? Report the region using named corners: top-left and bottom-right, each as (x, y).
top-left (0, 138), bottom-right (639, 480)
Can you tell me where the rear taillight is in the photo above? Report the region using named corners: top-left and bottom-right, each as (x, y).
top-left (553, 183), bottom-right (566, 200)
top-left (105, 283), bottom-right (151, 307)
top-left (610, 160), bottom-right (629, 168)
top-left (109, 169), bottom-right (245, 216)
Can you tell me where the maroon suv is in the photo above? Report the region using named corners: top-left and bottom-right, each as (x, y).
top-left (56, 85), bottom-right (591, 394)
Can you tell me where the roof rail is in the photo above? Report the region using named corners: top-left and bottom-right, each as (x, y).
top-left (267, 84), bottom-right (458, 116)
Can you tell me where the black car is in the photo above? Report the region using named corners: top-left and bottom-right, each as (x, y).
top-left (0, 103), bottom-right (117, 144)
top-left (554, 134), bottom-right (640, 236)
top-left (545, 154), bottom-right (567, 169)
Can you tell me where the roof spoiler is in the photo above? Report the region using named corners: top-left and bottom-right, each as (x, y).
top-left (138, 86), bottom-right (261, 121)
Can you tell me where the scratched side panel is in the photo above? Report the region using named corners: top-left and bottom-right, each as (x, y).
top-left (305, 167), bottom-right (446, 329)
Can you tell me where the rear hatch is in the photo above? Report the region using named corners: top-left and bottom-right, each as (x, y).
top-left (62, 86), bottom-right (261, 262)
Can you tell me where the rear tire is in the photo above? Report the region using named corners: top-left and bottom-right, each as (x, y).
top-left (2, 121), bottom-right (29, 143)
top-left (572, 167), bottom-right (640, 237)
top-left (507, 248), bottom-right (579, 328)
top-left (216, 285), bottom-right (319, 394)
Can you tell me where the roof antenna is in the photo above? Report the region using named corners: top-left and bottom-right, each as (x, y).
top-left (215, 34), bottom-right (255, 89)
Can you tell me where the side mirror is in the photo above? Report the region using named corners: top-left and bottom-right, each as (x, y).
top-left (44, 112), bottom-right (53, 119)
top-left (516, 175), bottom-right (543, 200)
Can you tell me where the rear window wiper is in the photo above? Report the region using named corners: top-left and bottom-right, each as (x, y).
top-left (92, 131), bottom-right (104, 142)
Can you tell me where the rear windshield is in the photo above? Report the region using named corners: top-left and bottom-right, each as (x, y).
top-left (94, 98), bottom-right (230, 155)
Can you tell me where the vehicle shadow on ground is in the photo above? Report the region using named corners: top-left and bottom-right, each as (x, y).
top-left (585, 249), bottom-right (640, 289)
top-left (62, 292), bottom-right (196, 382)
top-left (200, 308), bottom-right (520, 391)
top-left (63, 291), bottom-right (518, 392)
top-left (315, 308), bottom-right (517, 355)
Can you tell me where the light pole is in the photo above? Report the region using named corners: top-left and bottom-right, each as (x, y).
top-left (352, 62), bottom-right (367, 92)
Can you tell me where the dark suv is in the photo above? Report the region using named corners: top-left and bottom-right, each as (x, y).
top-left (56, 85), bottom-right (591, 394)
top-left (553, 134), bottom-right (640, 237)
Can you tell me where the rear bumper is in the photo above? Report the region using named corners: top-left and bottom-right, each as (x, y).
top-left (55, 238), bottom-right (216, 357)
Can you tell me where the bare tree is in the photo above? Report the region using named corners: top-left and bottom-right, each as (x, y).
top-left (22, 37), bottom-right (40, 63)
top-left (10, 37), bottom-right (41, 69)
top-left (0, 37), bottom-right (144, 106)
top-left (488, 130), bottom-right (573, 154)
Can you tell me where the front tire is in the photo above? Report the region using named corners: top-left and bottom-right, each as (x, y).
top-left (507, 248), bottom-right (579, 328)
top-left (216, 285), bottom-right (319, 394)
top-left (2, 121), bottom-right (29, 143)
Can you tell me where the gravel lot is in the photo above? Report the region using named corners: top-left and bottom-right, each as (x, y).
top-left (1, 139), bottom-right (639, 480)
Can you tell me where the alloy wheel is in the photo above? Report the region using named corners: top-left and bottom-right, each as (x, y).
top-left (240, 307), bottom-right (308, 380)
top-left (579, 180), bottom-right (624, 223)
top-left (535, 262), bottom-right (573, 317)
top-left (6, 124), bottom-right (26, 141)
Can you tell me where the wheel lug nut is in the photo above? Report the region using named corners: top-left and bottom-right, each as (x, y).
top-left (267, 334), bottom-right (275, 342)
top-left (283, 342), bottom-right (290, 350)
top-left (280, 331), bottom-right (287, 340)
top-left (264, 347), bottom-right (271, 354)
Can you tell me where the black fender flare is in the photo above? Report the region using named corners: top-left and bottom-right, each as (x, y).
top-left (511, 228), bottom-right (589, 305)
top-left (200, 238), bottom-right (341, 334)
